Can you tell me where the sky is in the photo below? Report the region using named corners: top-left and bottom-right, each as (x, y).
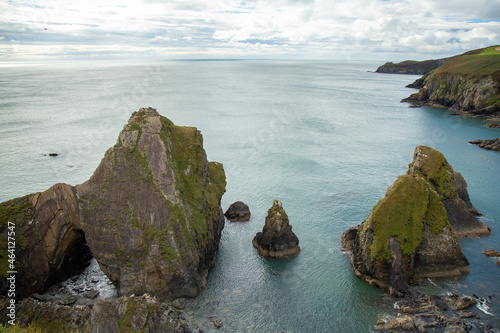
top-left (0, 0), bottom-right (499, 61)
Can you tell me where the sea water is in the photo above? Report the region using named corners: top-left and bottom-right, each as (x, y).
top-left (0, 60), bottom-right (499, 332)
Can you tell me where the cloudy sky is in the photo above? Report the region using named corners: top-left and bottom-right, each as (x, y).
top-left (1, 0), bottom-right (499, 61)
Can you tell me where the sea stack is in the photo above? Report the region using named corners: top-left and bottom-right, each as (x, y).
top-left (252, 200), bottom-right (300, 258)
top-left (0, 107), bottom-right (227, 302)
top-left (341, 146), bottom-right (487, 296)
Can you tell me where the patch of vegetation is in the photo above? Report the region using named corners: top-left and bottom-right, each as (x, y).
top-left (0, 323), bottom-right (83, 333)
top-left (370, 175), bottom-right (428, 261)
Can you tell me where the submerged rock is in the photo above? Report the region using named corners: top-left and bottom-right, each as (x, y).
top-left (224, 201), bottom-right (251, 222)
top-left (341, 146), bottom-right (487, 296)
top-left (252, 200), bottom-right (300, 258)
top-left (483, 249), bottom-right (500, 257)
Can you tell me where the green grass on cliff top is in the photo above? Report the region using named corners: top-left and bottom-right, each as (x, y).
top-left (369, 175), bottom-right (449, 262)
top-left (431, 45), bottom-right (500, 79)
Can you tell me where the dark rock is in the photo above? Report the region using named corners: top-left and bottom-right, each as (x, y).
top-left (469, 138), bottom-right (500, 151)
top-left (211, 317), bottom-right (223, 329)
top-left (342, 146), bottom-right (478, 296)
top-left (83, 290), bottom-right (100, 299)
top-left (252, 200), bottom-right (300, 258)
top-left (32, 293), bottom-right (50, 302)
top-left (482, 248), bottom-right (500, 257)
top-left (224, 201), bottom-right (251, 221)
top-left (486, 123), bottom-right (500, 128)
top-left (49, 153), bottom-right (59, 157)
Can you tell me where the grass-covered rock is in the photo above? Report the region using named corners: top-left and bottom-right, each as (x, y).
top-left (341, 146), bottom-right (486, 296)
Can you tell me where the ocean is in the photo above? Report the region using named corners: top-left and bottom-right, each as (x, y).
top-left (0, 60), bottom-right (499, 332)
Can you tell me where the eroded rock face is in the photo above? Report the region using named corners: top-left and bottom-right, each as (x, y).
top-left (76, 108), bottom-right (226, 300)
top-left (252, 200), bottom-right (300, 258)
top-left (342, 146), bottom-right (479, 296)
top-left (0, 108), bottom-right (226, 302)
top-left (0, 183), bottom-right (91, 300)
top-left (224, 201), bottom-right (251, 222)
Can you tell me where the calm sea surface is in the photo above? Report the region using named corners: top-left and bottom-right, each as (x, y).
top-left (1, 60), bottom-right (499, 332)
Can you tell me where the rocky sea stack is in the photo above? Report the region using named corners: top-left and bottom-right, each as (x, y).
top-left (252, 200), bottom-right (300, 258)
top-left (0, 107), bottom-right (226, 302)
top-left (342, 145), bottom-right (489, 296)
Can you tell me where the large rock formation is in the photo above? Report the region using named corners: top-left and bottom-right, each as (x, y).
top-left (0, 107), bottom-right (226, 302)
top-left (224, 201), bottom-right (251, 222)
top-left (407, 146), bottom-right (490, 237)
top-left (0, 183), bottom-right (91, 300)
top-left (342, 146), bottom-right (489, 296)
top-left (402, 46), bottom-right (500, 116)
top-left (252, 200), bottom-right (300, 258)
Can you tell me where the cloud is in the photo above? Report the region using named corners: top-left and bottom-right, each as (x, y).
top-left (0, 0), bottom-right (499, 60)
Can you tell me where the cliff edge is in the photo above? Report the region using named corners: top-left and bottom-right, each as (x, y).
top-left (402, 46), bottom-right (500, 116)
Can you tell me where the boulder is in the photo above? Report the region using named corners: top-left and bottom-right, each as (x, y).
top-left (342, 146), bottom-right (477, 296)
top-left (224, 201), bottom-right (251, 221)
top-left (252, 200), bottom-right (300, 258)
top-left (0, 183), bottom-right (92, 300)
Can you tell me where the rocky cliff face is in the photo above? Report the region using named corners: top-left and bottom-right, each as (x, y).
top-left (252, 200), bottom-right (300, 258)
top-left (76, 107), bottom-right (226, 300)
top-left (403, 72), bottom-right (499, 115)
top-left (401, 46), bottom-right (500, 115)
top-left (0, 183), bottom-right (91, 300)
top-left (0, 107), bottom-right (226, 302)
top-left (341, 146), bottom-right (488, 296)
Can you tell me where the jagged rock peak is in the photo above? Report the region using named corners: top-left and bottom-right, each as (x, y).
top-left (252, 200), bottom-right (300, 258)
top-left (76, 107), bottom-right (226, 300)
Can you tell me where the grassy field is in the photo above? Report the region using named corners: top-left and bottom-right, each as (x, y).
top-left (432, 45), bottom-right (500, 78)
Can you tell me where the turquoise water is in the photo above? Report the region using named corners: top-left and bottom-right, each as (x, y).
top-left (0, 61), bottom-right (499, 332)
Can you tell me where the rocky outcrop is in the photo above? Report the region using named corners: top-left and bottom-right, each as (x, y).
top-left (342, 146), bottom-right (489, 296)
top-left (402, 46), bottom-right (500, 116)
top-left (252, 200), bottom-right (300, 258)
top-left (469, 138), bottom-right (500, 151)
top-left (0, 183), bottom-right (92, 300)
top-left (0, 107), bottom-right (226, 302)
top-left (0, 294), bottom-right (191, 332)
top-left (376, 57), bottom-right (452, 75)
top-left (75, 107), bottom-right (226, 300)
top-left (375, 294), bottom-right (491, 332)
top-left (224, 201), bottom-right (251, 222)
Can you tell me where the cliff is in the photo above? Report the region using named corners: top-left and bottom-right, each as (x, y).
top-left (341, 146), bottom-right (489, 296)
top-left (402, 46), bottom-right (500, 116)
top-left (376, 57), bottom-right (453, 75)
top-left (0, 108), bottom-right (226, 302)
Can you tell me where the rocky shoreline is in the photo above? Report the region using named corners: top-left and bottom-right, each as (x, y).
top-left (469, 138), bottom-right (500, 152)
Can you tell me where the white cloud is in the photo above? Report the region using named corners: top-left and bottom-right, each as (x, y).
top-left (0, 0), bottom-right (499, 60)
